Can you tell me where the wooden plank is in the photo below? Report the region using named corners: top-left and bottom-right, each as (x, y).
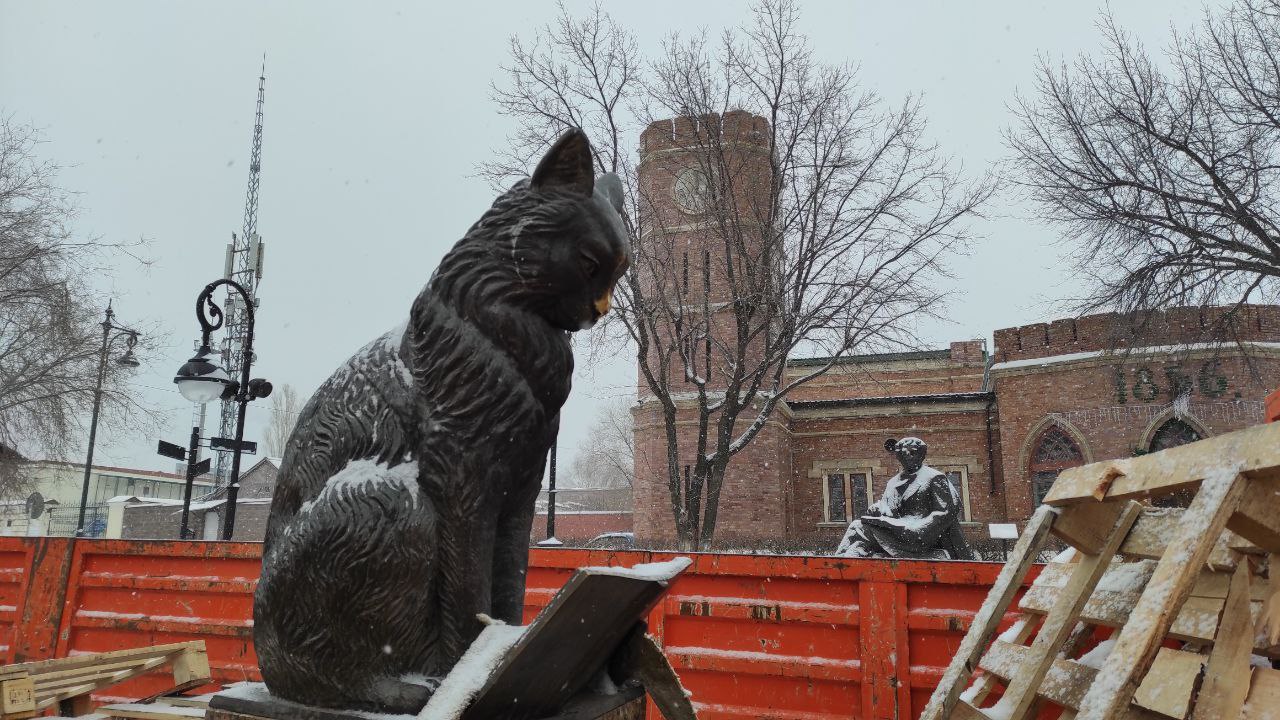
top-left (1226, 530), bottom-right (1266, 556)
top-left (918, 505), bottom-right (1057, 720)
top-left (30, 652), bottom-right (192, 684)
top-left (1120, 509), bottom-right (1236, 570)
top-left (14, 642), bottom-right (203, 675)
top-left (1076, 471), bottom-right (1248, 720)
top-left (1044, 424), bottom-right (1280, 506)
top-left (978, 641), bottom-right (1184, 720)
top-left (998, 502), bottom-right (1142, 718)
top-left (1259, 554), bottom-right (1280, 650)
top-left (1228, 482), bottom-right (1280, 554)
top-left (610, 626), bottom-right (695, 720)
top-left (1190, 561), bottom-right (1254, 720)
top-left (1019, 585), bottom-right (1234, 646)
top-left (980, 640), bottom-right (1094, 709)
top-left (960, 613), bottom-right (1041, 708)
top-left (1035, 562), bottom-right (1268, 602)
top-left (949, 700), bottom-right (991, 720)
top-left (1131, 647), bottom-right (1204, 719)
top-left (1241, 667), bottom-right (1280, 720)
top-left (169, 646), bottom-right (209, 688)
top-left (462, 563), bottom-right (686, 720)
top-left (0, 676), bottom-right (35, 716)
top-left (34, 654), bottom-right (174, 708)
top-left (1053, 501), bottom-right (1134, 555)
top-left (152, 695), bottom-right (212, 709)
top-left (99, 702), bottom-right (207, 719)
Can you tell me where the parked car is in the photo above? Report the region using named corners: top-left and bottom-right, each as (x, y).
top-left (582, 532), bottom-right (636, 550)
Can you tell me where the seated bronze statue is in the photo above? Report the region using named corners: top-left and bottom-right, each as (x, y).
top-left (836, 437), bottom-right (976, 560)
top-left (252, 129), bottom-right (631, 714)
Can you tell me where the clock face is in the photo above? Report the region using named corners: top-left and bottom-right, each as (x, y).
top-left (673, 168), bottom-right (709, 214)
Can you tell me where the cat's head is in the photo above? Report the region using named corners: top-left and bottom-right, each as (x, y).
top-left (475, 129), bottom-right (631, 331)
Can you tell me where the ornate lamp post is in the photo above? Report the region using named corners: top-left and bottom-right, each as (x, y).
top-left (173, 279), bottom-right (272, 540)
top-left (77, 302), bottom-right (141, 538)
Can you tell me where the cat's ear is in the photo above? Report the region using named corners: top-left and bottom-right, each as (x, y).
top-left (532, 129), bottom-right (594, 197)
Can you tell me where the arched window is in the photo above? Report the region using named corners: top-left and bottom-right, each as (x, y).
top-left (1148, 418), bottom-right (1204, 507)
top-left (1029, 426), bottom-right (1084, 505)
top-left (1149, 418), bottom-right (1202, 453)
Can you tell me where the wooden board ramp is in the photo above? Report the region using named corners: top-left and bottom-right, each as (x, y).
top-left (921, 422), bottom-right (1280, 720)
top-left (0, 640), bottom-right (209, 719)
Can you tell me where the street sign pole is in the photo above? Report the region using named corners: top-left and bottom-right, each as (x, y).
top-left (179, 426), bottom-right (205, 539)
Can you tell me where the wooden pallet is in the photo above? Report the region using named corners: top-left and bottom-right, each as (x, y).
top-left (0, 641), bottom-right (210, 718)
top-left (921, 422), bottom-right (1280, 720)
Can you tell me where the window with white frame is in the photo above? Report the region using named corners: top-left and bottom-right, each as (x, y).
top-left (822, 469), bottom-right (874, 524)
top-left (937, 465), bottom-right (973, 522)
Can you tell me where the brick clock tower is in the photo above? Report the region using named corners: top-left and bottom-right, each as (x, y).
top-left (630, 111), bottom-right (793, 547)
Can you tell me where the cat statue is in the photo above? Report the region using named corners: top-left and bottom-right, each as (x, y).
top-left (252, 129), bottom-right (630, 713)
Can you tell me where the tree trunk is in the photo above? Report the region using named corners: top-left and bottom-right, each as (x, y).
top-left (698, 463), bottom-right (727, 551)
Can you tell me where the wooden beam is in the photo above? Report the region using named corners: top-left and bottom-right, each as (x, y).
top-left (1191, 561), bottom-right (1255, 720)
top-left (1075, 471), bottom-right (1247, 720)
top-left (979, 640), bottom-right (1093, 709)
top-left (1131, 648), bottom-right (1204, 719)
top-left (1120, 509), bottom-right (1237, 570)
top-left (1240, 667), bottom-right (1280, 720)
top-left (998, 502), bottom-right (1142, 718)
top-left (1052, 501), bottom-right (1134, 555)
top-left (1259, 554), bottom-right (1280, 650)
top-left (918, 505), bottom-right (1057, 720)
top-left (610, 625), bottom-right (696, 720)
top-left (1044, 424), bottom-right (1280, 506)
top-left (1228, 482), bottom-right (1280, 554)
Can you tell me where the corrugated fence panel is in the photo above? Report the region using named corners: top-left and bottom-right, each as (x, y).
top-left (54, 540), bottom-right (263, 702)
top-left (7, 540), bottom-right (1034, 718)
top-left (0, 537), bottom-right (29, 663)
top-left (524, 551), bottom-right (1033, 720)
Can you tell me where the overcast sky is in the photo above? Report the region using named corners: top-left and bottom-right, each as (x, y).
top-left (0, 0), bottom-right (1211, 475)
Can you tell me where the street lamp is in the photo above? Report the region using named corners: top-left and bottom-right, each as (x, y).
top-left (77, 302), bottom-right (141, 538)
top-left (173, 279), bottom-right (272, 540)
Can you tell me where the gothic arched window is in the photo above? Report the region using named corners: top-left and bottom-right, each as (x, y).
top-left (1029, 426), bottom-right (1084, 505)
top-left (1149, 418), bottom-right (1202, 453)
top-left (1148, 418), bottom-right (1204, 507)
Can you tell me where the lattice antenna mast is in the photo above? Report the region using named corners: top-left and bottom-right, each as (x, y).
top-left (216, 64), bottom-right (267, 484)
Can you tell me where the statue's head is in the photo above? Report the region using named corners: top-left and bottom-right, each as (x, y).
top-left (884, 436), bottom-right (927, 474)
top-left (465, 128), bottom-right (631, 332)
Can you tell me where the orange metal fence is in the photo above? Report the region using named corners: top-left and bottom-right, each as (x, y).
top-left (0, 538), bottom-right (1029, 719)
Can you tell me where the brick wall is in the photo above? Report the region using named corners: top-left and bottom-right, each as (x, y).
top-left (121, 504), bottom-right (205, 539)
top-left (992, 305), bottom-right (1280, 364)
top-left (529, 511), bottom-right (633, 544)
top-left (785, 342), bottom-right (987, 403)
top-left (992, 347), bottom-right (1280, 522)
top-left (788, 400), bottom-right (1003, 551)
top-left (121, 500), bottom-right (271, 541)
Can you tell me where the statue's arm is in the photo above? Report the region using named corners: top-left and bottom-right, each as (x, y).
top-left (907, 478), bottom-right (962, 547)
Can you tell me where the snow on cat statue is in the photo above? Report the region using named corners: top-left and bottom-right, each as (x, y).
top-left (252, 130), bottom-right (630, 713)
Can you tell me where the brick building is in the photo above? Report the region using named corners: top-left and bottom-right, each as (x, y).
top-left (630, 111), bottom-right (1280, 550)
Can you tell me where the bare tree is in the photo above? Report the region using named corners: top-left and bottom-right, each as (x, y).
top-left (262, 383), bottom-right (303, 457)
top-left (560, 397), bottom-right (634, 490)
top-left (489, 1), bottom-right (991, 549)
top-left (1009, 0), bottom-right (1280, 334)
top-left (0, 116), bottom-right (151, 493)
